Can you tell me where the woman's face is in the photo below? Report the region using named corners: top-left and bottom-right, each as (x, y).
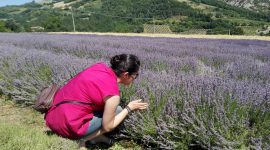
top-left (120, 72), bottom-right (139, 85)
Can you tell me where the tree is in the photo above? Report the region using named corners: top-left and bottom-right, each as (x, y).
top-left (42, 16), bottom-right (62, 32)
top-left (230, 27), bottom-right (244, 35)
top-left (0, 20), bottom-right (10, 32)
top-left (5, 19), bottom-right (21, 32)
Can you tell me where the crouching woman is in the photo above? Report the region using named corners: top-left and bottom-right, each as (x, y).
top-left (44, 54), bottom-right (148, 147)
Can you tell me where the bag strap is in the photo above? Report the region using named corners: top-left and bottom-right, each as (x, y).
top-left (54, 100), bottom-right (95, 107)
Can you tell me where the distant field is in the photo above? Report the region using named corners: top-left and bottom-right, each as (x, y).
top-left (50, 32), bottom-right (270, 41)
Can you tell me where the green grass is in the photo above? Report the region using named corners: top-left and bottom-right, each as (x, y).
top-left (223, 17), bottom-right (269, 35)
top-left (0, 97), bottom-right (142, 150)
top-left (242, 26), bottom-right (259, 35)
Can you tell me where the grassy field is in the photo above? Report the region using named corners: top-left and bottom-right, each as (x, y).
top-left (0, 97), bottom-right (141, 150)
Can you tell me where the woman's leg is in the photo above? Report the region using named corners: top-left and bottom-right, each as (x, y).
top-left (79, 106), bottom-right (123, 146)
top-left (85, 111), bottom-right (103, 136)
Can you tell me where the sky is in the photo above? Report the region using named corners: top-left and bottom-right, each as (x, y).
top-left (0, 0), bottom-right (36, 7)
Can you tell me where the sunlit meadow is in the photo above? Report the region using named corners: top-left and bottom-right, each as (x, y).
top-left (0, 33), bottom-right (269, 149)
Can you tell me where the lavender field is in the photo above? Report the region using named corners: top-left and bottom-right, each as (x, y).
top-left (0, 33), bottom-right (269, 149)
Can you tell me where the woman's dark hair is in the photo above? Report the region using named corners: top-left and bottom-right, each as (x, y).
top-left (110, 54), bottom-right (140, 77)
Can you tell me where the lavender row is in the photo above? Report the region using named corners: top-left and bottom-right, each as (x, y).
top-left (0, 33), bottom-right (269, 83)
top-left (1, 42), bottom-right (268, 109)
top-left (123, 72), bottom-right (269, 149)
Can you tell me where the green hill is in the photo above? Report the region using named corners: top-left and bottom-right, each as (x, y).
top-left (0, 0), bottom-right (269, 35)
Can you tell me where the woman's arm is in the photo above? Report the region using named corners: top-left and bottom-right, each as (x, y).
top-left (80, 96), bottom-right (123, 142)
top-left (102, 95), bottom-right (149, 132)
top-left (82, 96), bottom-right (148, 142)
top-left (102, 96), bottom-right (128, 132)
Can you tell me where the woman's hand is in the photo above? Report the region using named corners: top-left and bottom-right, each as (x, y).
top-left (127, 99), bottom-right (148, 111)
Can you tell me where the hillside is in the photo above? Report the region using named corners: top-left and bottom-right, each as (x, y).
top-left (0, 0), bottom-right (269, 35)
top-left (38, 0), bottom-right (270, 13)
top-left (223, 0), bottom-right (270, 12)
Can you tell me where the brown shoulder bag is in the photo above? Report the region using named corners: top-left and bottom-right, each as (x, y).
top-left (33, 83), bottom-right (94, 114)
top-left (33, 83), bottom-right (60, 113)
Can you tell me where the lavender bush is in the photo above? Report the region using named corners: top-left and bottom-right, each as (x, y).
top-left (0, 33), bottom-right (269, 149)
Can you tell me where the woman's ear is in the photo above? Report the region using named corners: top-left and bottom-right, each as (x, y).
top-left (123, 72), bottom-right (129, 79)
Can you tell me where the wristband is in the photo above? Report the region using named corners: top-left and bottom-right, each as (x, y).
top-left (125, 105), bottom-right (132, 113)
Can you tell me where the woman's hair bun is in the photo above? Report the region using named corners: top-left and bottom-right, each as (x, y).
top-left (110, 54), bottom-right (140, 77)
top-left (110, 55), bottom-right (123, 67)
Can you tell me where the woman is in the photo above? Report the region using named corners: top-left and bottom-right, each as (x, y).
top-left (45, 54), bottom-right (148, 147)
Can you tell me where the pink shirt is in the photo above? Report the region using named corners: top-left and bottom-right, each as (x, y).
top-left (45, 62), bottom-right (120, 139)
